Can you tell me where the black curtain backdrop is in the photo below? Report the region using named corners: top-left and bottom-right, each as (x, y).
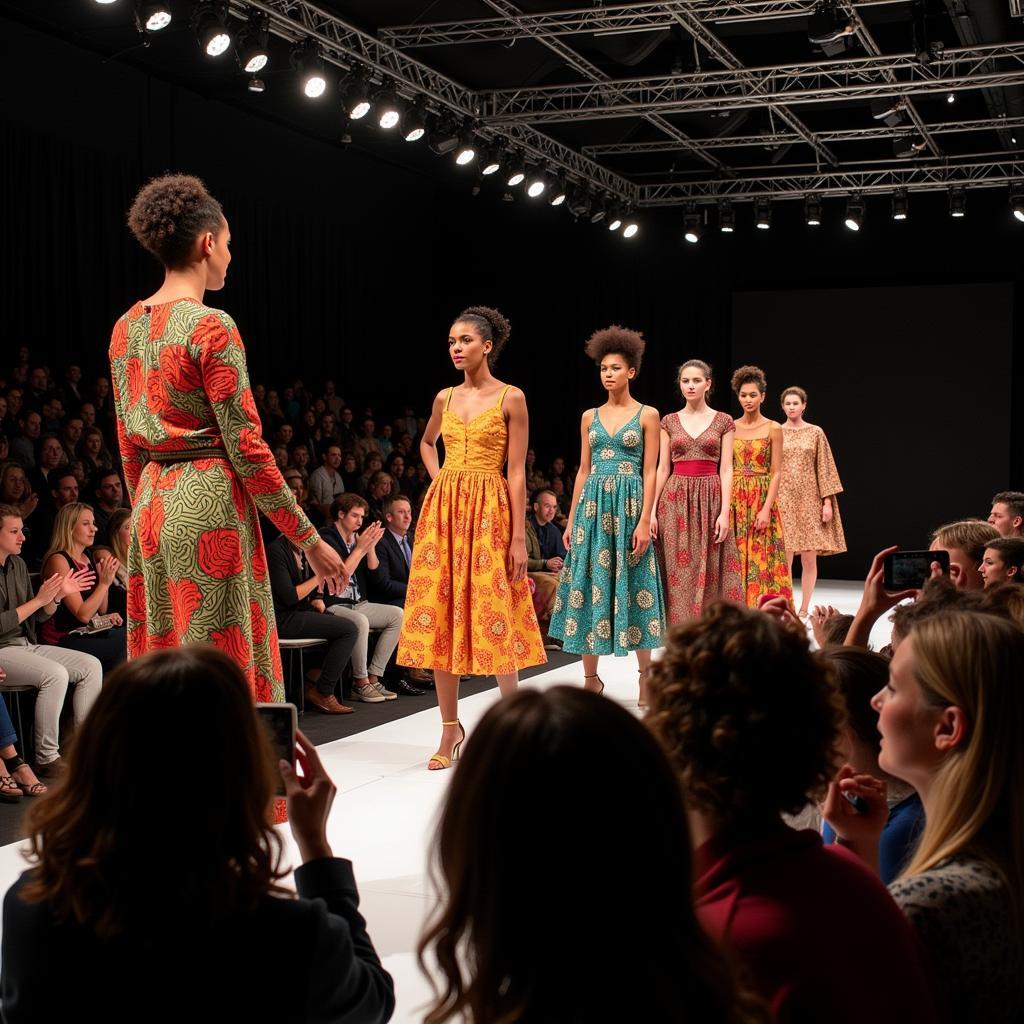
top-left (2, 12), bottom-right (1022, 574)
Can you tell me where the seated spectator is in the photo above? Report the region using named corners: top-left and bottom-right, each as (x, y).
top-left (549, 475), bottom-right (569, 519)
top-left (59, 416), bottom-right (83, 463)
top-left (0, 504), bottom-right (101, 778)
top-left (419, 686), bottom-right (768, 1024)
top-left (288, 443), bottom-right (311, 482)
top-left (98, 506), bottom-right (131, 619)
top-left (282, 471), bottom-right (324, 531)
top-left (988, 490), bottom-right (1024, 537)
top-left (823, 611), bottom-right (1024, 1023)
top-left (646, 602), bottom-right (937, 1023)
top-left (357, 418), bottom-right (382, 461)
top-left (267, 533), bottom-right (356, 715)
top-left (336, 407), bottom-right (359, 455)
top-left (525, 489), bottom-right (565, 647)
top-left (819, 648), bottom-right (923, 883)
top-left (9, 409), bottom-right (41, 469)
top-left (25, 368), bottom-right (48, 405)
top-left (60, 363), bottom-right (84, 410)
top-left (929, 519), bottom-right (998, 591)
top-left (75, 426), bottom-right (113, 478)
top-left (77, 401), bottom-right (97, 431)
top-left (0, 462), bottom-right (42, 569)
top-left (307, 445), bottom-right (345, 520)
top-left (320, 495), bottom-right (405, 702)
top-left (383, 452), bottom-right (404, 496)
top-left (272, 423), bottom-right (294, 450)
top-left (40, 504), bottom-right (126, 673)
top-left (89, 469), bottom-right (125, 542)
top-left (978, 536), bottom-right (1024, 587)
top-left (809, 604), bottom-right (853, 648)
top-left (41, 397), bottom-right (64, 435)
top-left (546, 455), bottom-right (568, 487)
top-left (36, 435), bottom-right (66, 480)
top-left (281, 386), bottom-right (300, 424)
top-left (377, 423), bottom-right (393, 457)
top-left (2, 389), bottom-right (22, 436)
top-left (340, 451), bottom-right (363, 494)
top-left (0, 435), bottom-right (9, 464)
top-left (313, 411), bottom-right (339, 460)
top-left (322, 378), bottom-right (344, 416)
top-left (524, 447), bottom-right (536, 479)
top-left (359, 453), bottom-right (384, 495)
top-left (272, 444), bottom-right (289, 472)
top-left (0, 667), bottom-right (46, 800)
top-left (0, 646), bottom-right (395, 1023)
top-left (979, 580), bottom-right (1024, 625)
top-left (89, 375), bottom-right (116, 434)
top-left (262, 389), bottom-right (285, 435)
top-left (364, 470), bottom-right (393, 525)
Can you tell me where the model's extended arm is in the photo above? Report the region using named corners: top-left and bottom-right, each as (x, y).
top-left (419, 391), bottom-right (447, 480)
top-left (632, 407), bottom-right (661, 558)
top-left (562, 412), bottom-right (594, 551)
top-left (504, 388), bottom-right (529, 584)
top-left (716, 428), bottom-right (735, 544)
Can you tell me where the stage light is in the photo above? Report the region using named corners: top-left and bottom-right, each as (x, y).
top-left (567, 188), bottom-right (590, 219)
top-left (374, 88), bottom-right (401, 129)
top-left (427, 120), bottom-right (460, 155)
top-left (808, 0), bottom-right (851, 44)
top-left (719, 200), bottom-right (735, 233)
top-left (95, 0), bottom-right (119, 5)
top-left (805, 194), bottom-right (822, 226)
top-left (505, 154), bottom-right (526, 187)
top-left (454, 131), bottom-right (477, 166)
top-left (893, 136), bottom-right (926, 159)
top-left (946, 91), bottom-right (955, 104)
top-left (480, 146), bottom-right (502, 175)
top-left (548, 175), bottom-right (567, 205)
top-left (236, 12), bottom-right (269, 73)
top-left (755, 197), bottom-right (771, 230)
top-left (607, 204), bottom-right (623, 231)
top-left (1011, 184), bottom-right (1024, 223)
top-left (683, 203), bottom-right (702, 244)
top-left (949, 187), bottom-right (966, 218)
top-left (341, 72), bottom-right (370, 118)
top-left (844, 193), bottom-right (864, 231)
top-left (401, 104), bottom-right (426, 142)
top-left (622, 219), bottom-right (639, 238)
top-left (193, 2), bottom-right (231, 57)
top-left (589, 199), bottom-right (607, 225)
top-left (871, 97), bottom-right (905, 127)
top-left (891, 189), bottom-right (909, 220)
top-left (136, 1), bottom-right (171, 32)
top-left (526, 168), bottom-right (547, 198)
top-left (247, 77), bottom-right (265, 94)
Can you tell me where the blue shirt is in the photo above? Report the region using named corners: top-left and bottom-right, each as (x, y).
top-left (823, 791), bottom-right (924, 884)
top-left (530, 515), bottom-right (567, 561)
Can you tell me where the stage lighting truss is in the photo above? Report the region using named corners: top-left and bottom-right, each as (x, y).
top-left (805, 194), bottom-right (822, 226)
top-left (1011, 183), bottom-right (1024, 222)
top-left (136, 1), bottom-right (171, 33)
top-left (193, 1), bottom-right (231, 57)
top-left (427, 119), bottom-right (460, 155)
top-left (844, 193), bottom-right (865, 230)
top-left (236, 11), bottom-right (269, 73)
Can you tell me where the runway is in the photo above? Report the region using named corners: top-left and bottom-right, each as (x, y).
top-left (0, 579), bottom-right (885, 1022)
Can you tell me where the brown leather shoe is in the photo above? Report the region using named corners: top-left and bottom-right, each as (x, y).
top-left (305, 686), bottom-right (354, 715)
top-left (407, 668), bottom-right (433, 684)
top-left (34, 757), bottom-right (65, 778)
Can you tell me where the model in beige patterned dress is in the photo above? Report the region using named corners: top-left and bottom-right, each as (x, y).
top-left (777, 386), bottom-right (846, 617)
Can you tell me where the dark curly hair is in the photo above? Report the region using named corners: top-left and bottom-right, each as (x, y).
top-left (646, 602), bottom-right (845, 822)
top-left (731, 364), bottom-right (767, 394)
top-left (584, 324), bottom-right (645, 372)
top-left (454, 306), bottom-right (511, 367)
top-left (127, 174), bottom-right (224, 269)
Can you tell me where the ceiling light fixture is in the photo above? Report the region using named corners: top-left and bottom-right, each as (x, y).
top-left (136, 1), bottom-right (172, 32)
top-left (805, 194), bottom-right (822, 226)
top-left (236, 11), bottom-right (269, 73)
top-left (401, 103), bottom-right (427, 142)
top-left (891, 189), bottom-right (909, 221)
top-left (622, 218), bottom-right (639, 239)
top-left (844, 193), bottom-right (865, 231)
top-left (607, 204), bottom-right (623, 231)
top-left (374, 88), bottom-right (401, 129)
top-left (340, 70), bottom-right (370, 117)
top-left (526, 167), bottom-right (548, 198)
top-left (683, 203), bottom-right (702, 244)
top-left (505, 153), bottom-right (526, 187)
top-left (193, 2), bottom-right (231, 57)
top-left (949, 186), bottom-right (966, 218)
top-left (548, 174), bottom-right (567, 205)
top-left (755, 197), bottom-right (771, 230)
top-left (1011, 183), bottom-right (1024, 223)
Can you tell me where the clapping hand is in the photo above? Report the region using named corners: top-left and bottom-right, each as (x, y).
top-left (62, 567), bottom-right (97, 596)
top-left (96, 555), bottom-right (119, 586)
top-left (356, 521), bottom-right (386, 552)
top-left (810, 604), bottom-right (840, 647)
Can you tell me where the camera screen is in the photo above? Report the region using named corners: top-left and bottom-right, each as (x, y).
top-left (890, 553), bottom-right (933, 589)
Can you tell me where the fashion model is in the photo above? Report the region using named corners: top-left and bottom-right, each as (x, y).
top-left (777, 386), bottom-right (846, 616)
top-left (549, 326), bottom-right (664, 707)
top-left (653, 359), bottom-right (743, 625)
top-left (396, 306), bottom-right (545, 770)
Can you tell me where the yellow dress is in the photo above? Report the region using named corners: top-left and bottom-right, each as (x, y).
top-left (397, 386), bottom-right (546, 676)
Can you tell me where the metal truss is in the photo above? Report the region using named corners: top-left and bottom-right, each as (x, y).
top-left (583, 115), bottom-right (1024, 154)
top-left (227, 0), bottom-right (639, 200)
top-left (638, 156), bottom-right (1024, 203)
top-left (480, 42), bottom-right (1024, 122)
top-left (380, 0), bottom-right (905, 48)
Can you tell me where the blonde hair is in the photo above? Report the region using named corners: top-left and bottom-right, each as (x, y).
top-left (901, 612), bottom-right (1024, 929)
top-left (43, 502), bottom-right (94, 565)
top-left (106, 508), bottom-right (132, 565)
top-left (930, 519), bottom-right (998, 563)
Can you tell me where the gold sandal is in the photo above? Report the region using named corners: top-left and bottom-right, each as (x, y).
top-left (583, 674), bottom-right (605, 695)
top-left (428, 720), bottom-right (465, 771)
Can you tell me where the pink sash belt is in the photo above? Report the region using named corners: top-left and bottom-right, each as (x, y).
top-left (673, 460), bottom-right (718, 477)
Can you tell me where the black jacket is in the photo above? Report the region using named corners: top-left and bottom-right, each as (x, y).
top-left (370, 531), bottom-right (412, 607)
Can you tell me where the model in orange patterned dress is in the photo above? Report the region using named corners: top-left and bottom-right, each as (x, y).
top-left (397, 306), bottom-right (545, 770)
top-left (112, 175), bottom-right (345, 703)
top-left (730, 366), bottom-right (793, 607)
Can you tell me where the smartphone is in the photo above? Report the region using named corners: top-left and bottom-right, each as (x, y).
top-left (883, 549), bottom-right (950, 591)
top-left (255, 702), bottom-right (297, 797)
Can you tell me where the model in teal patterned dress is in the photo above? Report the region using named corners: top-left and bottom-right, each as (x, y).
top-left (550, 326), bottom-right (664, 706)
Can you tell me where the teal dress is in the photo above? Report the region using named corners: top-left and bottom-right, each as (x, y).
top-left (550, 406), bottom-right (665, 656)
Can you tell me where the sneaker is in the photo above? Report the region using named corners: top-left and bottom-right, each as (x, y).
top-left (373, 682), bottom-right (398, 701)
top-left (352, 683), bottom-right (386, 703)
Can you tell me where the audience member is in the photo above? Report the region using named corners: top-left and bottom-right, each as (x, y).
top-left (0, 646), bottom-right (395, 1023)
top-left (364, 470), bottom-right (393, 525)
top-left (340, 452), bottom-right (363, 494)
top-left (524, 488), bottom-right (565, 647)
top-left (9, 410), bottom-right (41, 469)
top-left (377, 423), bottom-right (393, 457)
top-left (89, 469), bottom-right (124, 541)
top-left (272, 444), bottom-right (290, 472)
top-left (99, 506), bottom-right (131, 619)
top-left (823, 611), bottom-right (1024, 1023)
top-left (419, 686), bottom-right (768, 1024)
top-left (61, 364), bottom-right (84, 410)
top-left (988, 490), bottom-right (1024, 537)
top-left (809, 604), bottom-right (853, 647)
top-left (337, 407), bottom-right (359, 454)
top-left (320, 495), bottom-right (406, 702)
top-left (383, 452), bottom-right (404, 496)
top-left (40, 397), bottom-right (64, 435)
top-left (36, 436), bottom-right (66, 479)
top-left (978, 579), bottom-right (1024, 625)
top-left (75, 426), bottom-right (113, 477)
top-left (77, 401), bottom-right (97, 431)
top-left (59, 416), bottom-right (83, 464)
top-left (3, 390), bottom-right (22, 436)
top-left (359, 453), bottom-right (384, 495)
top-left (262, 389), bottom-right (285, 434)
top-left (267, 534), bottom-right (357, 715)
top-left (978, 536), bottom-right (1024, 587)
top-left (0, 463), bottom-right (42, 568)
top-left (646, 602), bottom-right (937, 1023)
top-left (323, 379), bottom-right (344, 417)
top-left (308, 445), bottom-right (346, 520)
top-left (929, 519), bottom-right (998, 591)
top-left (282, 471), bottom-right (324, 532)
top-left (289, 443), bottom-right (312, 482)
top-left (0, 505), bottom-right (101, 777)
top-left (357, 418), bottom-right (382, 460)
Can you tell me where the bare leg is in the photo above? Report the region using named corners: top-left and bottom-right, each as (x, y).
top-left (787, 551), bottom-right (795, 578)
top-left (429, 669), bottom-right (462, 770)
top-left (581, 654), bottom-right (602, 692)
top-left (495, 671), bottom-right (519, 698)
top-left (798, 551), bottom-right (818, 614)
top-left (0, 744), bottom-right (41, 795)
top-left (637, 649), bottom-right (653, 706)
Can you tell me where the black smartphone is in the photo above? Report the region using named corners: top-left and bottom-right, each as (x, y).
top-left (883, 549), bottom-right (950, 591)
top-left (255, 702), bottom-right (297, 797)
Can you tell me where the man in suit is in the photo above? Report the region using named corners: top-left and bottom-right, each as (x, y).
top-left (526, 488), bottom-right (566, 650)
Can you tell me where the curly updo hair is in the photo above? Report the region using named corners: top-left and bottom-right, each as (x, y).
top-left (584, 325), bottom-right (645, 372)
top-left (731, 364), bottom-right (767, 395)
top-left (646, 602), bottom-right (845, 822)
top-left (454, 306), bottom-right (511, 367)
top-left (127, 174), bottom-right (224, 270)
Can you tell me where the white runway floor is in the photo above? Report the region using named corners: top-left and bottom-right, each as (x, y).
top-left (0, 580), bottom-right (886, 1022)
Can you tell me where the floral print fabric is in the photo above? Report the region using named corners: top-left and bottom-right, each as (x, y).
top-left (777, 425), bottom-right (847, 554)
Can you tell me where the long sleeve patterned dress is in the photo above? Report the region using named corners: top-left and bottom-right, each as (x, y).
top-left (777, 424), bottom-right (847, 554)
top-left (109, 298), bottom-right (318, 701)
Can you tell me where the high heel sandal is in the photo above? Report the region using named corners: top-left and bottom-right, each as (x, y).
top-left (583, 674), bottom-right (605, 695)
top-left (3, 756), bottom-right (44, 798)
top-left (637, 668), bottom-right (650, 710)
top-left (428, 720), bottom-right (465, 771)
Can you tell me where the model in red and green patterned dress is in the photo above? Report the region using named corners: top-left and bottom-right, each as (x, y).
top-left (111, 175), bottom-right (345, 701)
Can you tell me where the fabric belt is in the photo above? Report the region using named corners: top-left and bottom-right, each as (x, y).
top-left (144, 447), bottom-right (227, 465)
top-left (673, 460), bottom-right (718, 477)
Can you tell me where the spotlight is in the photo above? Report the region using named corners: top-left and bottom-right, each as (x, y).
top-left (291, 43), bottom-right (327, 99)
top-left (870, 97), bottom-right (905, 127)
top-left (236, 12), bottom-right (269, 73)
top-left (808, 0), bottom-right (852, 44)
top-left (401, 103), bottom-right (427, 142)
top-left (567, 188), bottom-right (591, 219)
top-left (949, 187), bottom-right (966, 218)
top-left (136, 1), bottom-right (172, 32)
top-left (247, 77), bottom-right (265, 94)
top-left (946, 91), bottom-right (955, 104)
top-left (607, 204), bottom-right (623, 231)
top-left (755, 197), bottom-right (771, 230)
top-left (341, 71), bottom-right (370, 118)
top-left (480, 146), bottom-right (502, 176)
top-left (622, 219), bottom-right (639, 239)
top-left (683, 203), bottom-right (702, 244)
top-left (526, 168), bottom-right (548, 198)
top-left (1011, 184), bottom-right (1024, 223)
top-left (893, 136), bottom-right (926, 159)
top-left (549, 175), bottom-right (567, 206)
top-left (505, 153), bottom-right (526, 187)
top-left (193, 2), bottom-right (231, 57)
top-left (891, 189), bottom-right (909, 220)
top-left (95, 0), bottom-right (119, 4)
top-left (454, 131), bottom-right (477, 166)
top-left (805, 194), bottom-right (822, 226)
top-left (719, 200), bottom-right (735, 233)
top-left (844, 193), bottom-right (865, 231)
top-left (589, 199), bottom-right (607, 225)
top-left (427, 119), bottom-right (460, 155)
top-left (374, 88), bottom-right (401, 129)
